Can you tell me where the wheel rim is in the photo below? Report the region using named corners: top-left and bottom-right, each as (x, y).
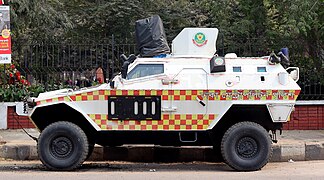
top-left (50, 136), bottom-right (73, 159)
top-left (236, 136), bottom-right (258, 159)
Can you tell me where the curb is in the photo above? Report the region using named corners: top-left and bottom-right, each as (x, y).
top-left (1, 143), bottom-right (324, 162)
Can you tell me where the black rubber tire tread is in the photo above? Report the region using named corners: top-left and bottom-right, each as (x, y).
top-left (221, 121), bottom-right (272, 171)
top-left (37, 121), bottom-right (89, 170)
top-left (85, 144), bottom-right (95, 161)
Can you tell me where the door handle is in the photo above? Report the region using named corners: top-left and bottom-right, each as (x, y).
top-left (162, 107), bottom-right (177, 112)
top-left (161, 79), bottom-right (179, 85)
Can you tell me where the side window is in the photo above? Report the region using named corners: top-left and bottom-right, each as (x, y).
top-left (127, 64), bottom-right (164, 79)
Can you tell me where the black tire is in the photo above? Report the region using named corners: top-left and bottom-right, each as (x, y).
top-left (212, 144), bottom-right (224, 162)
top-left (221, 121), bottom-right (272, 171)
top-left (38, 121), bottom-right (89, 170)
top-left (85, 144), bottom-right (95, 160)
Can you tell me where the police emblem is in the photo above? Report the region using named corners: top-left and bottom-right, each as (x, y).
top-left (192, 32), bottom-right (207, 47)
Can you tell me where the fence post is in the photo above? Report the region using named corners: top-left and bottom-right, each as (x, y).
top-left (221, 34), bottom-right (224, 56)
top-left (111, 34), bottom-right (115, 76)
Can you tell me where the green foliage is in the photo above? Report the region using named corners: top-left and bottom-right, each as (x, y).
top-left (27, 84), bottom-right (45, 98)
top-left (0, 84), bottom-right (28, 102)
top-left (10, 0), bottom-right (72, 40)
top-left (0, 64), bottom-right (29, 102)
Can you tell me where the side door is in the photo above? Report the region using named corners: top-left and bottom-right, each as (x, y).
top-left (169, 68), bottom-right (209, 130)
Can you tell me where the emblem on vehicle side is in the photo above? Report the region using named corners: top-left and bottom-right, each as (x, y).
top-left (192, 32), bottom-right (207, 47)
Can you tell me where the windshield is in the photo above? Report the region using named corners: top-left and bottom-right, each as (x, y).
top-left (127, 64), bottom-right (164, 79)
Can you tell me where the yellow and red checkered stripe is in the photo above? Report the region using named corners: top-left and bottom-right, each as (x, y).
top-left (36, 89), bottom-right (300, 105)
top-left (89, 114), bottom-right (217, 131)
top-left (37, 96), bottom-right (70, 105)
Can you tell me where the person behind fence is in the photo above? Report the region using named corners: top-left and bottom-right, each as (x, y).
top-left (95, 67), bottom-right (104, 84)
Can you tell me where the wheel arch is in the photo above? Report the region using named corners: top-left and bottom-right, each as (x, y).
top-left (209, 105), bottom-right (282, 142)
top-left (30, 102), bottom-right (99, 138)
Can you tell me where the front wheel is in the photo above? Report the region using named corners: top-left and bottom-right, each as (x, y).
top-left (38, 121), bottom-right (89, 170)
top-left (221, 121), bottom-right (272, 171)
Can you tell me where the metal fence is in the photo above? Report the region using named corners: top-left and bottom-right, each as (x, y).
top-left (13, 36), bottom-right (137, 90)
top-left (8, 35), bottom-right (324, 100)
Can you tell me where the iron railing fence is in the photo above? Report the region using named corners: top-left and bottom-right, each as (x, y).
top-left (13, 37), bottom-right (137, 90)
top-left (5, 35), bottom-right (323, 100)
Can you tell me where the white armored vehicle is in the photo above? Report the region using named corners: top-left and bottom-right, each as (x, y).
top-left (27, 16), bottom-right (300, 171)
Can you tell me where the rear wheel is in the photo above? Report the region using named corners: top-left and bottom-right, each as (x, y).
top-left (221, 121), bottom-right (272, 171)
top-left (38, 121), bottom-right (89, 170)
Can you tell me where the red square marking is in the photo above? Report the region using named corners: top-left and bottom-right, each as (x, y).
top-left (110, 90), bottom-right (116, 95)
top-left (156, 90), bottom-right (162, 95)
top-left (99, 90), bottom-right (105, 95)
top-left (122, 90), bottom-right (128, 95)
top-left (162, 95), bottom-right (168, 100)
top-left (186, 114), bottom-right (192, 119)
top-left (82, 96), bottom-right (88, 101)
top-left (70, 96), bottom-right (76, 101)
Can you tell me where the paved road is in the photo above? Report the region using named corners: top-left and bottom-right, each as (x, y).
top-left (0, 160), bottom-right (323, 180)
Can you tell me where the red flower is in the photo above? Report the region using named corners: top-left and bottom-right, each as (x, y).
top-left (9, 73), bottom-right (13, 77)
top-left (20, 79), bottom-right (25, 84)
top-left (10, 64), bottom-right (15, 69)
top-left (15, 71), bottom-right (20, 77)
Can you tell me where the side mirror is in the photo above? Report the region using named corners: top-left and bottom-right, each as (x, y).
top-left (120, 54), bottom-right (137, 79)
top-left (121, 61), bottom-right (130, 79)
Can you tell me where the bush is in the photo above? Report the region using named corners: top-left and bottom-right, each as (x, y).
top-left (0, 64), bottom-right (36, 102)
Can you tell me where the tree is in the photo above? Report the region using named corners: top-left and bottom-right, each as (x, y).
top-left (10, 0), bottom-right (72, 40)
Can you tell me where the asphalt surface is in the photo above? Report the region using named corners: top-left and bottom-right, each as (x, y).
top-left (1, 160), bottom-right (324, 179)
top-left (0, 129), bottom-right (324, 162)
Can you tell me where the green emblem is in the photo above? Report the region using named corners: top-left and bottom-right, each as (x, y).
top-left (192, 32), bottom-right (208, 47)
